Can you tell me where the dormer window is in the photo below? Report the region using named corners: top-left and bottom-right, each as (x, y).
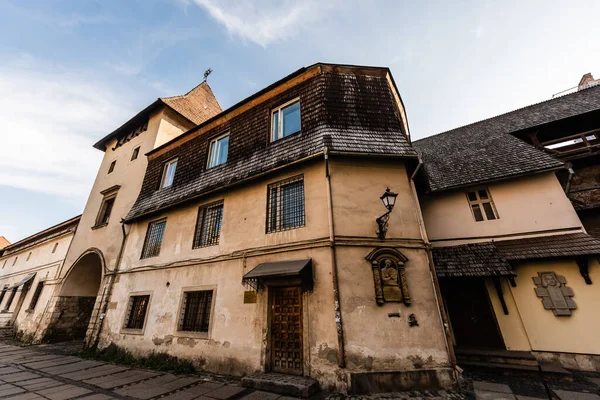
top-left (271, 99), bottom-right (301, 142)
top-left (207, 133), bottom-right (229, 168)
top-left (160, 158), bottom-right (178, 189)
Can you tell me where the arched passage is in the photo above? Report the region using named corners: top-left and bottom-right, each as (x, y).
top-left (46, 250), bottom-right (104, 342)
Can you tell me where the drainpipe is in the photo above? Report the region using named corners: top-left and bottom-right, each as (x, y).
top-left (564, 163), bottom-right (575, 194)
top-left (324, 147), bottom-right (346, 368)
top-left (90, 219), bottom-right (129, 349)
top-left (408, 154), bottom-right (457, 369)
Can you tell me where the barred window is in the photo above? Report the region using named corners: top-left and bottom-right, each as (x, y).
top-left (178, 290), bottom-right (213, 333)
top-left (466, 188), bottom-right (499, 222)
top-left (141, 219), bottom-right (167, 259)
top-left (4, 287), bottom-right (17, 310)
top-left (124, 295), bottom-right (150, 330)
top-left (28, 282), bottom-right (44, 311)
top-left (266, 175), bottom-right (305, 233)
top-left (0, 286), bottom-right (7, 306)
top-left (193, 201), bottom-right (224, 248)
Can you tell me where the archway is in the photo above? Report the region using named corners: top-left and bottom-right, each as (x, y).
top-left (46, 250), bottom-right (104, 342)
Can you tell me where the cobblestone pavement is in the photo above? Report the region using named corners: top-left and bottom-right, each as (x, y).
top-left (0, 343), bottom-right (467, 400)
top-left (466, 370), bottom-right (600, 400)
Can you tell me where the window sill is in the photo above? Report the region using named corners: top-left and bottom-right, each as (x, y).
top-left (193, 242), bottom-right (219, 250)
top-left (25, 309), bottom-right (34, 314)
top-left (266, 224), bottom-right (306, 234)
top-left (91, 223), bottom-right (108, 230)
top-left (120, 328), bottom-right (145, 336)
top-left (0, 310), bottom-right (12, 314)
top-left (174, 331), bottom-right (209, 340)
top-left (270, 130), bottom-right (302, 144)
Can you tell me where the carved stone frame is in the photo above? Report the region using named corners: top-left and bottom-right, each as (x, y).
top-left (365, 248), bottom-right (410, 306)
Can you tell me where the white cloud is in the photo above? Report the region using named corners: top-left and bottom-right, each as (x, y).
top-left (0, 55), bottom-right (134, 200)
top-left (189, 0), bottom-right (338, 47)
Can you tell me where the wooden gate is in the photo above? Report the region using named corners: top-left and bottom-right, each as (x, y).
top-left (270, 286), bottom-right (303, 374)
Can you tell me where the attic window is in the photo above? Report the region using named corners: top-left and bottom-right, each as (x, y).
top-left (131, 146), bottom-right (141, 161)
top-left (207, 133), bottom-right (229, 168)
top-left (466, 188), bottom-right (499, 222)
top-left (160, 159), bottom-right (178, 189)
top-left (271, 99), bottom-right (301, 142)
top-left (108, 160), bottom-right (116, 174)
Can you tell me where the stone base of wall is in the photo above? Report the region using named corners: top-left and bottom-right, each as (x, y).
top-left (349, 367), bottom-right (457, 394)
top-left (533, 351), bottom-right (600, 372)
top-left (43, 296), bottom-right (96, 343)
top-left (0, 326), bottom-right (14, 340)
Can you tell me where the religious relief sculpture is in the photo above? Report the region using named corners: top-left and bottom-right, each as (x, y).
top-left (365, 248), bottom-right (410, 305)
top-left (533, 272), bottom-right (577, 316)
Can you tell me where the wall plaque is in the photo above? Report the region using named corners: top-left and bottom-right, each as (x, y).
top-left (243, 291), bottom-right (257, 304)
top-left (533, 272), bottom-right (576, 316)
top-left (365, 248), bottom-right (410, 305)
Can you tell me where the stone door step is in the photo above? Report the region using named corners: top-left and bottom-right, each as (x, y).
top-left (241, 373), bottom-right (320, 398)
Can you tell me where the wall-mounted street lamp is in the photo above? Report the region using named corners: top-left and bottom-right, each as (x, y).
top-left (376, 187), bottom-right (398, 240)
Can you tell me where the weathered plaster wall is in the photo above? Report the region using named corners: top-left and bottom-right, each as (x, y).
top-left (421, 173), bottom-right (583, 244)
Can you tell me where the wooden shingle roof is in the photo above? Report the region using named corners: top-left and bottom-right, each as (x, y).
top-left (495, 232), bottom-right (600, 260)
top-left (413, 85), bottom-right (600, 192)
top-left (160, 82), bottom-right (222, 125)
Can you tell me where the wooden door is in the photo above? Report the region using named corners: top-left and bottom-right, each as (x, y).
top-left (270, 286), bottom-right (303, 375)
top-left (440, 278), bottom-right (505, 349)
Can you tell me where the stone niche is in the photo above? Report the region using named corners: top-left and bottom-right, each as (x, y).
top-left (533, 272), bottom-right (576, 316)
top-left (365, 248), bottom-right (411, 305)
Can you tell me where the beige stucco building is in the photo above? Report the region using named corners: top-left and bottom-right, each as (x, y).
top-left (0, 216), bottom-right (80, 342)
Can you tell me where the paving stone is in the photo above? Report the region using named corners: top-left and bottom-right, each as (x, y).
top-left (114, 384), bottom-right (174, 399)
top-left (515, 396), bottom-right (546, 400)
top-left (40, 360), bottom-right (104, 375)
top-left (0, 384), bottom-right (26, 397)
top-left (475, 389), bottom-right (516, 400)
top-left (77, 395), bottom-right (116, 400)
top-left (553, 391), bottom-right (600, 400)
top-left (187, 382), bottom-right (224, 395)
top-left (0, 371), bottom-right (41, 383)
top-left (205, 384), bottom-right (247, 399)
top-left (473, 381), bottom-right (514, 394)
top-left (0, 366), bottom-right (23, 374)
top-left (60, 364), bottom-right (129, 381)
top-left (239, 390), bottom-right (281, 400)
top-left (20, 377), bottom-right (64, 391)
top-left (85, 370), bottom-right (159, 389)
top-left (24, 356), bottom-right (82, 369)
top-left (586, 378), bottom-right (600, 387)
top-left (159, 390), bottom-right (208, 400)
top-left (9, 393), bottom-right (47, 400)
top-left (36, 384), bottom-right (93, 400)
top-left (163, 376), bottom-right (201, 390)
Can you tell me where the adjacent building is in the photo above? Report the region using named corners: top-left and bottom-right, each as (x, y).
top-left (0, 216), bottom-right (80, 342)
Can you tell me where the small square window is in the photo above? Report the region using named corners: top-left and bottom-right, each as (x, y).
top-left (12, 257), bottom-right (18, 266)
top-left (266, 175), bottom-right (305, 233)
top-left (178, 290), bottom-right (213, 333)
top-left (131, 146), bottom-right (141, 161)
top-left (271, 99), bottom-right (301, 142)
top-left (28, 282), bottom-right (44, 311)
top-left (108, 160), bottom-right (116, 174)
top-left (207, 134), bottom-right (229, 168)
top-left (51, 243), bottom-right (59, 254)
top-left (160, 159), bottom-right (178, 189)
top-left (95, 194), bottom-right (117, 227)
top-left (2, 260), bottom-right (6, 269)
top-left (193, 201), bottom-right (224, 248)
top-left (124, 295), bottom-right (150, 330)
top-left (141, 219), bottom-right (167, 259)
top-left (26, 252), bottom-right (32, 261)
top-left (466, 188), bottom-right (499, 222)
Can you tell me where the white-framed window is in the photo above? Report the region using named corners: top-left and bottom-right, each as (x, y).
top-left (207, 133), bottom-right (229, 168)
top-left (466, 188), bottom-right (499, 222)
top-left (271, 99), bottom-right (301, 142)
top-left (160, 158), bottom-right (178, 189)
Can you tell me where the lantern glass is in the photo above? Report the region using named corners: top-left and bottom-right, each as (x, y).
top-left (380, 188), bottom-right (398, 211)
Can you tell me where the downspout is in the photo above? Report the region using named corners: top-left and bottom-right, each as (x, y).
top-left (564, 163), bottom-right (575, 194)
top-left (90, 219), bottom-right (129, 349)
top-left (324, 147), bottom-right (346, 368)
top-left (408, 154), bottom-right (457, 369)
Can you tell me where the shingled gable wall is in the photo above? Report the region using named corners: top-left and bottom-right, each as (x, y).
top-left (126, 66), bottom-right (415, 222)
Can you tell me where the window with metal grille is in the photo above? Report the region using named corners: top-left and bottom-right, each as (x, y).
top-left (141, 219), bottom-right (167, 259)
top-left (178, 290), bottom-right (213, 333)
top-left (0, 286), bottom-right (7, 306)
top-left (131, 146), bottom-right (140, 161)
top-left (4, 287), bottom-right (17, 310)
top-left (28, 282), bottom-right (44, 311)
top-left (266, 175), bottom-right (305, 233)
top-left (95, 195), bottom-right (116, 227)
top-left (466, 188), bottom-right (499, 222)
top-left (124, 295), bottom-right (150, 330)
top-left (193, 201), bottom-right (224, 248)
top-left (108, 160), bottom-right (116, 174)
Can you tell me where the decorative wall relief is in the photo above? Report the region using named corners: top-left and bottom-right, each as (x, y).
top-left (533, 272), bottom-right (576, 316)
top-left (365, 248), bottom-right (410, 305)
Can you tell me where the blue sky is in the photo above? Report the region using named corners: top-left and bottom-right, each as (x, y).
top-left (1, 0), bottom-right (599, 242)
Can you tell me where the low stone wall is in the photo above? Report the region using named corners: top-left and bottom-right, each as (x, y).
top-left (534, 351), bottom-right (600, 372)
top-left (43, 296), bottom-right (96, 343)
top-left (0, 326), bottom-right (14, 340)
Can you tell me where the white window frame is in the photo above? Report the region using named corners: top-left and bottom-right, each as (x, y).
top-left (160, 158), bottom-right (178, 189)
top-left (271, 98), bottom-right (301, 142)
top-left (207, 133), bottom-right (229, 169)
top-left (466, 188), bottom-right (499, 222)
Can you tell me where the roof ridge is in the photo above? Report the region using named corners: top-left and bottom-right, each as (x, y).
top-left (160, 81), bottom-right (209, 101)
top-left (414, 84), bottom-right (600, 144)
